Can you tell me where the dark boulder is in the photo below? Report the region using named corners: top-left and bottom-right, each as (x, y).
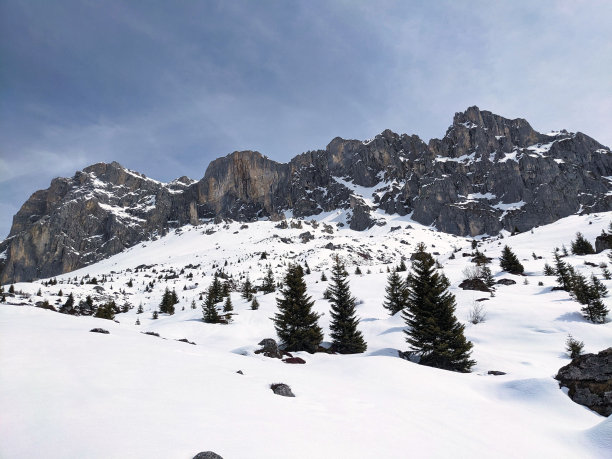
top-left (90, 328), bottom-right (109, 334)
top-left (270, 383), bottom-right (295, 397)
top-left (555, 347), bottom-right (612, 416)
top-left (488, 370), bottom-right (507, 376)
top-left (283, 357), bottom-right (306, 364)
top-left (193, 452), bottom-right (224, 459)
top-left (255, 338), bottom-right (282, 359)
top-left (496, 278), bottom-right (517, 286)
top-left (595, 233), bottom-right (612, 253)
top-left (458, 278), bottom-right (491, 292)
top-left (299, 231), bottom-right (314, 243)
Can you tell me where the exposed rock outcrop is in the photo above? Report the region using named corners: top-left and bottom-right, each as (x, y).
top-left (2, 106), bottom-right (612, 283)
top-left (555, 347), bottom-right (612, 416)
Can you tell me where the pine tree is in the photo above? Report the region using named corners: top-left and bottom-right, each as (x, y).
top-left (262, 268), bottom-right (276, 294)
top-left (354, 266), bottom-right (362, 275)
top-left (191, 299), bottom-right (197, 310)
top-left (135, 317), bottom-right (141, 326)
top-left (60, 293), bottom-right (75, 314)
top-left (242, 277), bottom-right (254, 301)
top-left (36, 288), bottom-right (42, 296)
top-left (321, 272), bottom-right (327, 281)
top-left (499, 246), bottom-right (524, 274)
top-left (152, 310), bottom-right (159, 319)
top-left (571, 232), bottom-right (595, 255)
top-left (94, 301), bottom-right (116, 320)
top-left (159, 287), bottom-right (171, 314)
top-left (403, 244), bottom-right (475, 372)
top-left (554, 253), bottom-right (573, 291)
top-left (251, 297), bottom-right (260, 310)
top-left (202, 288), bottom-right (221, 323)
top-left (273, 264), bottom-right (323, 353)
top-left (223, 296), bottom-right (233, 312)
top-left (602, 267), bottom-right (612, 280)
top-left (543, 263), bottom-right (555, 276)
top-left (383, 270), bottom-right (408, 315)
top-left (328, 256), bottom-right (367, 353)
top-left (137, 303), bottom-right (144, 314)
top-left (210, 273), bottom-right (223, 303)
top-left (581, 275), bottom-right (609, 324)
top-left (480, 266), bottom-right (496, 289)
top-left (8, 284), bottom-right (15, 294)
top-left (396, 260), bottom-right (407, 272)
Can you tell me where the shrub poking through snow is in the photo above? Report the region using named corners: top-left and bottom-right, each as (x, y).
top-left (565, 334), bottom-right (584, 359)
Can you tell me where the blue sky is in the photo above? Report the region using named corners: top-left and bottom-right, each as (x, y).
top-left (1, 0), bottom-right (611, 239)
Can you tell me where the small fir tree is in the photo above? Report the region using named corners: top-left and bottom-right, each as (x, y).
top-left (321, 272), bottom-right (327, 282)
top-left (94, 301), bottom-right (116, 320)
top-left (60, 293), bottom-right (75, 314)
top-left (499, 246), bottom-right (524, 274)
top-left (543, 263), bottom-right (556, 276)
top-left (403, 243), bottom-right (475, 372)
top-left (202, 288), bottom-right (222, 323)
top-left (554, 253), bottom-right (574, 291)
top-left (223, 296), bottom-right (233, 312)
top-left (565, 334), bottom-right (584, 359)
top-left (152, 310), bottom-right (159, 319)
top-left (262, 268), bottom-right (276, 294)
top-left (354, 266), bottom-right (362, 275)
top-left (273, 264), bottom-right (323, 353)
top-left (602, 267), bottom-right (612, 280)
top-left (251, 297), bottom-right (260, 310)
top-left (328, 255), bottom-right (367, 354)
top-left (382, 270), bottom-right (408, 315)
top-left (242, 277), bottom-right (254, 301)
top-left (137, 303), bottom-right (144, 314)
top-left (480, 266), bottom-right (496, 289)
top-left (135, 317), bottom-right (141, 326)
top-left (571, 232), bottom-right (595, 255)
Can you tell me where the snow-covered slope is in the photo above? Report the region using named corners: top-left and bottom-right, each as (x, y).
top-left (1, 213), bottom-right (611, 458)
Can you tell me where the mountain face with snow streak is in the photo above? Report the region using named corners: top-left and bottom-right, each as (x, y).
top-left (2, 106), bottom-right (612, 283)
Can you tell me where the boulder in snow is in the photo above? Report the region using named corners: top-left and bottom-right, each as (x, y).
top-left (271, 383), bottom-right (295, 397)
top-left (555, 347), bottom-right (612, 416)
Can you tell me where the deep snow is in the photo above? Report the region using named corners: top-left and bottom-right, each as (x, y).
top-left (1, 212), bottom-right (611, 458)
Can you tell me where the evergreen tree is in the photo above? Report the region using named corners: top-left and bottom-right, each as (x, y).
top-left (36, 288), bottom-right (41, 296)
top-left (580, 275), bottom-right (609, 324)
top-left (60, 293), bottom-right (75, 314)
top-left (602, 267), bottom-right (612, 280)
top-left (543, 263), bottom-right (556, 276)
top-left (480, 266), bottom-right (496, 289)
top-left (554, 253), bottom-right (574, 291)
top-left (571, 232), bottom-right (595, 255)
top-left (223, 295), bottom-right (233, 312)
top-left (328, 256), bottom-right (367, 354)
top-left (242, 277), bottom-right (254, 301)
top-left (403, 245), bottom-right (475, 372)
top-left (273, 264), bottom-right (323, 353)
top-left (191, 299), bottom-right (197, 310)
top-left (94, 301), bottom-right (116, 320)
top-left (396, 260), bottom-right (407, 272)
top-left (202, 288), bottom-right (221, 323)
top-left (152, 310), bottom-right (159, 319)
top-left (209, 273), bottom-right (223, 303)
top-left (159, 287), bottom-right (172, 314)
top-left (499, 246), bottom-right (524, 274)
top-left (354, 266), bottom-right (362, 275)
top-left (135, 317), bottom-right (141, 326)
top-left (262, 268), bottom-right (276, 294)
top-left (383, 270), bottom-right (408, 315)
top-left (321, 272), bottom-right (327, 281)
top-left (8, 284), bottom-right (15, 294)
top-left (137, 303), bottom-right (144, 314)
top-left (251, 297), bottom-right (260, 310)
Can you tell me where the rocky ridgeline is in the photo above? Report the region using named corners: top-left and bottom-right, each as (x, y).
top-left (2, 106), bottom-right (612, 283)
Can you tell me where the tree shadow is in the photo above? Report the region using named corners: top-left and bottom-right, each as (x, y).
top-left (378, 326), bottom-right (405, 336)
top-left (555, 311), bottom-right (586, 323)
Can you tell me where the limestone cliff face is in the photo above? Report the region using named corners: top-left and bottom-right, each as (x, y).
top-left (2, 106), bottom-right (612, 283)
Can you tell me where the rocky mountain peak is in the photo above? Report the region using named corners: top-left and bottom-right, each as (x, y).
top-left (2, 107), bottom-right (612, 283)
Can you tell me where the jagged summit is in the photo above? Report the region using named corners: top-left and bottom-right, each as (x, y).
top-left (2, 107), bottom-right (612, 282)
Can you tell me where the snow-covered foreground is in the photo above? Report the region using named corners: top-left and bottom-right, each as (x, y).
top-left (1, 213), bottom-right (612, 458)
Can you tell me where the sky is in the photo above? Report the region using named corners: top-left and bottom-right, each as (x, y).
top-left (1, 0), bottom-right (611, 239)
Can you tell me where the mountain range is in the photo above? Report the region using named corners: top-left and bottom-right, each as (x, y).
top-left (2, 106), bottom-right (611, 283)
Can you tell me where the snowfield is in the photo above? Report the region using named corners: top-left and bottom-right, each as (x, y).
top-left (1, 212), bottom-right (611, 458)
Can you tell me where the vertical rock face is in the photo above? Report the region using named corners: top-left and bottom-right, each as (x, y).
top-left (2, 106), bottom-right (612, 283)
